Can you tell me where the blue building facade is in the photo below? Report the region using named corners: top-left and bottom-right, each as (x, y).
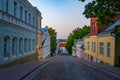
top-left (0, 0), bottom-right (42, 63)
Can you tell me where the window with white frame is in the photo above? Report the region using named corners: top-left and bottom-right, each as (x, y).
top-left (93, 42), bottom-right (96, 52)
top-left (91, 42), bottom-right (93, 51)
top-left (88, 42), bottom-right (90, 50)
top-left (100, 42), bottom-right (104, 54)
top-left (107, 43), bottom-right (110, 57)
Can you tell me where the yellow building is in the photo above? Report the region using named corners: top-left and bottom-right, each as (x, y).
top-left (36, 31), bottom-right (42, 59)
top-left (36, 14), bottom-right (42, 60)
top-left (97, 36), bottom-right (115, 65)
top-left (84, 36), bottom-right (98, 62)
top-left (84, 18), bottom-right (120, 66)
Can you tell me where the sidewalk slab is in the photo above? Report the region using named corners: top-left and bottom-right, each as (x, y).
top-left (0, 58), bottom-right (52, 80)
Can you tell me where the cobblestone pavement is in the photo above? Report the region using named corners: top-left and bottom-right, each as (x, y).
top-left (33, 53), bottom-right (120, 80)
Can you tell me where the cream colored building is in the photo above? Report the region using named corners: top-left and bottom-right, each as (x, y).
top-left (84, 18), bottom-right (120, 66)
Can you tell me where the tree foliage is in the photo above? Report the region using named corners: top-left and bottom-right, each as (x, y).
top-left (66, 25), bottom-right (90, 55)
top-left (45, 26), bottom-right (57, 55)
top-left (80, 0), bottom-right (120, 24)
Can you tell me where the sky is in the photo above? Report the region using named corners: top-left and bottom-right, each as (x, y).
top-left (28, 0), bottom-right (90, 39)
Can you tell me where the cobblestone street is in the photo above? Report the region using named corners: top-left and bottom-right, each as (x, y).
top-left (32, 53), bottom-right (120, 80)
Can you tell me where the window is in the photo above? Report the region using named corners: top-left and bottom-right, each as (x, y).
top-left (33, 17), bottom-right (35, 26)
top-left (93, 42), bottom-right (96, 52)
top-left (6, 0), bottom-right (9, 13)
top-left (12, 37), bottom-right (17, 55)
top-left (28, 39), bottom-right (31, 52)
top-left (4, 36), bottom-right (10, 58)
top-left (100, 42), bottom-right (104, 54)
top-left (29, 13), bottom-right (31, 24)
top-left (14, 1), bottom-right (17, 17)
top-left (25, 10), bottom-right (27, 22)
top-left (91, 42), bottom-right (93, 51)
top-left (20, 6), bottom-right (23, 19)
top-left (87, 42), bottom-right (90, 50)
top-left (19, 38), bottom-right (23, 54)
top-left (32, 39), bottom-right (35, 50)
top-left (107, 43), bottom-right (110, 57)
top-left (24, 38), bottom-right (27, 53)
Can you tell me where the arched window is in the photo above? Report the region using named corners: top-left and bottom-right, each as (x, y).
top-left (4, 36), bottom-right (10, 58)
top-left (28, 39), bottom-right (31, 52)
top-left (12, 37), bottom-right (17, 57)
top-left (32, 39), bottom-right (35, 51)
top-left (19, 38), bottom-right (23, 54)
top-left (24, 38), bottom-right (27, 53)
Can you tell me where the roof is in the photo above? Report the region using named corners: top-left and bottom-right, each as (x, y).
top-left (105, 18), bottom-right (120, 31)
top-left (83, 33), bottom-right (90, 38)
top-left (98, 18), bottom-right (120, 36)
top-left (59, 42), bottom-right (67, 47)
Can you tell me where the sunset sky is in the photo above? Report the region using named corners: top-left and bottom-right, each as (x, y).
top-left (28, 0), bottom-right (90, 39)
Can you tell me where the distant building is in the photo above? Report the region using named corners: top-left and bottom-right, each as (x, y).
top-left (59, 41), bottom-right (67, 53)
top-left (84, 17), bottom-right (120, 66)
top-left (41, 28), bottom-right (50, 58)
top-left (72, 39), bottom-right (84, 58)
top-left (56, 39), bottom-right (67, 54)
top-left (0, 0), bottom-right (42, 63)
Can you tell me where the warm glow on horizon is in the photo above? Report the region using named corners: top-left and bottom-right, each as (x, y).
top-left (28, 0), bottom-right (90, 39)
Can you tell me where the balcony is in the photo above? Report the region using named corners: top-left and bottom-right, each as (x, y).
top-left (0, 10), bottom-right (36, 32)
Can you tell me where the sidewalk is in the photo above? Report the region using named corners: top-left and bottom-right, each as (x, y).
top-left (0, 58), bottom-right (53, 80)
top-left (79, 58), bottom-right (120, 77)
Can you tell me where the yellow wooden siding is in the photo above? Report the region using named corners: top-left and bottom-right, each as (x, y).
top-left (98, 36), bottom-right (115, 65)
top-left (84, 37), bottom-right (98, 58)
top-left (84, 36), bottom-right (115, 66)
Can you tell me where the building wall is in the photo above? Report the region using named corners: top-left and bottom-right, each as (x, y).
top-left (98, 36), bottom-right (115, 65)
top-left (36, 32), bottom-right (42, 59)
top-left (115, 36), bottom-right (120, 66)
top-left (0, 0), bottom-right (42, 63)
top-left (84, 36), bottom-right (115, 66)
top-left (41, 32), bottom-right (50, 58)
top-left (84, 36), bottom-right (98, 59)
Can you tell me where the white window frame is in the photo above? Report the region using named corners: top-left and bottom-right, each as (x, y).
top-left (107, 43), bottom-right (110, 57)
top-left (100, 42), bottom-right (104, 55)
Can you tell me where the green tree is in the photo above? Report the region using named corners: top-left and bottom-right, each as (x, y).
top-left (66, 25), bottom-right (90, 55)
top-left (79, 0), bottom-right (120, 25)
top-left (45, 26), bottom-right (57, 56)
